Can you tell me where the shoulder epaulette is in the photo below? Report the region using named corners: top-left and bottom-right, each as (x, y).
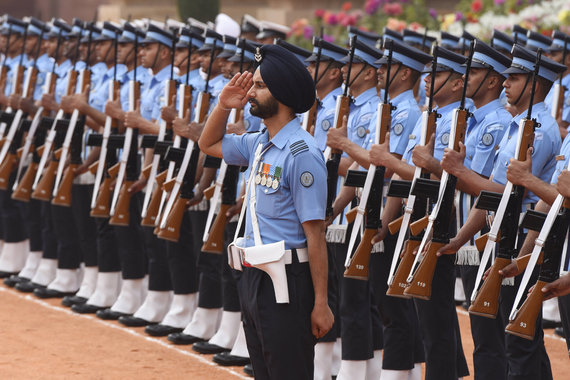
top-left (290, 139), bottom-right (309, 156)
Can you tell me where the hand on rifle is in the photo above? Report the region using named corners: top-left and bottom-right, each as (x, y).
top-left (226, 118), bottom-right (246, 135)
top-left (325, 115), bottom-right (348, 151)
top-left (495, 261), bottom-right (523, 280)
top-left (73, 84), bottom-right (90, 112)
top-left (506, 147), bottom-right (533, 186)
top-left (226, 196), bottom-right (244, 219)
top-left (160, 94), bottom-right (177, 123)
top-left (124, 100), bottom-right (144, 129)
top-left (218, 71), bottom-right (254, 110)
top-left (371, 224), bottom-right (389, 245)
top-left (73, 161), bottom-right (90, 176)
top-left (412, 133), bottom-right (436, 171)
top-left (540, 273), bottom-right (570, 300)
top-left (128, 174), bottom-right (147, 194)
top-left (369, 132), bottom-right (392, 167)
top-left (172, 111), bottom-right (191, 138)
top-left (556, 170), bottom-right (570, 198)
top-left (0, 93), bottom-right (9, 107)
top-left (8, 93), bottom-right (21, 109)
top-left (41, 93), bottom-right (58, 112)
top-left (20, 96), bottom-right (36, 115)
top-left (105, 98), bottom-right (124, 120)
top-left (436, 237), bottom-right (462, 257)
top-left (60, 94), bottom-right (75, 114)
top-left (187, 186), bottom-right (204, 207)
top-left (441, 141), bottom-right (467, 176)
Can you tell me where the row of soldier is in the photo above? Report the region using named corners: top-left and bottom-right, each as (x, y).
top-left (0, 11), bottom-right (569, 380)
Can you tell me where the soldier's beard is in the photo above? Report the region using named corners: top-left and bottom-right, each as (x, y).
top-left (249, 97), bottom-right (279, 119)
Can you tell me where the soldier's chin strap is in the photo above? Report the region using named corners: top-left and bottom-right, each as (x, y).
top-left (348, 63), bottom-right (370, 89)
top-left (512, 73), bottom-right (532, 107)
top-left (432, 71), bottom-right (454, 98)
top-left (387, 63), bottom-right (403, 90)
top-left (470, 67), bottom-right (493, 100)
top-left (125, 46), bottom-right (135, 68)
top-left (150, 43), bottom-right (162, 72)
top-left (315, 60), bottom-right (334, 86)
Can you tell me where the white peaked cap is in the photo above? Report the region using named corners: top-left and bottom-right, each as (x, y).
top-left (215, 13), bottom-right (239, 38)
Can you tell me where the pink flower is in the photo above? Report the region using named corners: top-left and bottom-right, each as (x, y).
top-left (365, 0), bottom-right (382, 15)
top-left (323, 34), bottom-right (335, 43)
top-left (342, 2), bottom-right (353, 12)
top-left (429, 8), bottom-right (438, 19)
top-left (303, 25), bottom-right (314, 40)
top-left (341, 14), bottom-right (358, 27)
top-left (455, 11), bottom-right (464, 21)
top-left (325, 13), bottom-right (339, 26)
top-left (383, 3), bottom-right (403, 17)
top-left (314, 9), bottom-right (325, 19)
top-left (494, 0), bottom-right (505, 5)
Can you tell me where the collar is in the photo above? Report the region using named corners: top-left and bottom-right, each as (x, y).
top-left (472, 98), bottom-right (502, 123)
top-left (389, 89), bottom-right (414, 106)
top-left (353, 86), bottom-right (378, 106)
top-left (153, 64), bottom-right (172, 83)
top-left (436, 100), bottom-right (461, 115)
top-left (266, 117), bottom-right (301, 150)
top-left (514, 102), bottom-right (547, 124)
top-left (321, 86), bottom-right (343, 105)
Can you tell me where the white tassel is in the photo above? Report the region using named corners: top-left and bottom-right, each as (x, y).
top-left (456, 246), bottom-right (480, 266)
top-left (502, 277), bottom-right (515, 286)
top-left (326, 225), bottom-right (347, 243)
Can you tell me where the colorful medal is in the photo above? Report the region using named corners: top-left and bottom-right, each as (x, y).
top-left (254, 162), bottom-right (263, 184)
top-left (272, 167), bottom-right (282, 190)
top-left (266, 165), bottom-right (276, 188)
top-left (261, 163), bottom-right (270, 186)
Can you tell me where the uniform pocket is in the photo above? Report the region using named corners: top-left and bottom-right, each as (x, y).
top-left (256, 184), bottom-right (282, 217)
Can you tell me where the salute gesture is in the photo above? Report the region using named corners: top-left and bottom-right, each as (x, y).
top-left (218, 71), bottom-right (253, 110)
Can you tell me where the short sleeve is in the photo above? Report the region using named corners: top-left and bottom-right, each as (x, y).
top-left (469, 121), bottom-right (507, 177)
top-left (221, 132), bottom-right (260, 167)
top-left (389, 106), bottom-right (419, 156)
top-left (288, 148), bottom-right (327, 223)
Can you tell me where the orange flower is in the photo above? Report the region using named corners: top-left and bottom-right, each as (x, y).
top-left (342, 2), bottom-right (353, 12)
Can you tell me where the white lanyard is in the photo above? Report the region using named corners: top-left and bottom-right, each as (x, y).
top-left (233, 143), bottom-right (273, 245)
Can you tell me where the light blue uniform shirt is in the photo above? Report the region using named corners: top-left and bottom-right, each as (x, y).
top-left (32, 53), bottom-right (54, 100)
top-left (4, 55), bottom-right (24, 96)
top-left (463, 99), bottom-right (510, 177)
top-left (346, 87), bottom-right (379, 151)
top-left (54, 60), bottom-right (86, 103)
top-left (89, 64), bottom-right (127, 112)
top-left (433, 101), bottom-right (461, 161)
top-left (491, 102), bottom-right (562, 205)
top-left (418, 72), bottom-right (428, 107)
top-left (140, 64), bottom-right (173, 121)
top-left (365, 89), bottom-right (422, 155)
top-left (545, 73), bottom-right (570, 125)
top-left (313, 86), bottom-right (342, 152)
top-left (119, 66), bottom-right (151, 112)
top-left (90, 61), bottom-right (108, 86)
top-left (549, 134), bottom-right (570, 185)
top-left (221, 118), bottom-right (327, 249)
top-left (243, 102), bottom-right (261, 132)
top-left (208, 74), bottom-right (228, 112)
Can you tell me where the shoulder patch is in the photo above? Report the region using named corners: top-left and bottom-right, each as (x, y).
top-left (300, 171), bottom-right (314, 187)
top-left (321, 118), bottom-right (332, 131)
top-left (393, 123), bottom-right (404, 136)
top-left (482, 133), bottom-right (494, 146)
top-left (441, 132), bottom-right (450, 146)
top-left (290, 140), bottom-right (309, 156)
top-left (566, 96), bottom-right (570, 106)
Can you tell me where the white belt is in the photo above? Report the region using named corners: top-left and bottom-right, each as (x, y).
top-left (236, 246), bottom-right (309, 265)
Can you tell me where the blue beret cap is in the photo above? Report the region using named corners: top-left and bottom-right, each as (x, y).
top-left (255, 44), bottom-right (315, 113)
top-left (118, 22), bottom-right (145, 44)
top-left (95, 21), bottom-right (121, 42)
top-left (441, 31), bottom-right (460, 50)
top-left (2, 16), bottom-right (27, 35)
top-left (550, 31), bottom-right (569, 52)
top-left (376, 39), bottom-right (432, 72)
top-left (348, 26), bottom-right (381, 47)
top-left (468, 39), bottom-right (512, 77)
top-left (27, 18), bottom-right (49, 38)
top-left (512, 25), bottom-right (528, 44)
top-left (422, 46), bottom-right (466, 74)
top-left (525, 31), bottom-right (552, 52)
top-left (47, 19), bottom-right (72, 39)
top-left (491, 29), bottom-right (514, 54)
top-left (175, 27), bottom-right (204, 49)
top-left (305, 38), bottom-right (348, 64)
top-left (503, 44), bottom-right (566, 82)
top-left (275, 39), bottom-right (311, 65)
top-left (217, 35), bottom-right (238, 59)
top-left (340, 39), bottom-right (383, 68)
top-left (403, 29), bottom-right (436, 50)
top-left (141, 24), bottom-right (174, 48)
top-left (228, 39), bottom-right (260, 63)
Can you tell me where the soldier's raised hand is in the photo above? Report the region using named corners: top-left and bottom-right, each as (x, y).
top-left (218, 71), bottom-right (253, 110)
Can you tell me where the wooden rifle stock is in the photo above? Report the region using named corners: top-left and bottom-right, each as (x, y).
top-left (388, 215), bottom-right (404, 235)
top-left (555, 86), bottom-right (566, 121)
top-left (0, 152), bottom-right (17, 189)
top-left (201, 204), bottom-right (232, 254)
top-left (203, 184), bottom-right (216, 200)
top-left (468, 257), bottom-right (511, 318)
top-left (0, 66), bottom-right (7, 94)
top-left (141, 164), bottom-right (152, 179)
top-left (51, 163), bottom-right (79, 206)
top-left (25, 67), bottom-right (39, 100)
top-left (141, 169), bottom-right (168, 226)
top-left (505, 280), bottom-right (547, 340)
top-left (304, 100), bottom-right (318, 136)
top-left (90, 162), bottom-right (120, 218)
top-left (162, 177), bottom-right (177, 193)
top-left (345, 207), bottom-right (358, 224)
top-left (32, 148), bottom-right (62, 201)
top-left (156, 196), bottom-right (188, 242)
top-left (475, 231), bottom-right (502, 252)
top-left (386, 239), bottom-right (420, 298)
top-left (331, 96), bottom-right (351, 155)
top-left (14, 65), bottom-right (25, 95)
top-left (515, 251), bottom-right (544, 272)
top-left (12, 161), bottom-right (38, 201)
top-left (196, 92), bottom-right (211, 124)
top-left (109, 179), bottom-right (135, 226)
top-left (403, 241), bottom-right (446, 300)
top-left (517, 119), bottom-right (535, 162)
top-left (409, 215), bottom-right (429, 236)
top-left (344, 228), bottom-right (377, 280)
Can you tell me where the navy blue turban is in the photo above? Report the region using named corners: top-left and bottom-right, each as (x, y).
top-left (255, 44), bottom-right (316, 114)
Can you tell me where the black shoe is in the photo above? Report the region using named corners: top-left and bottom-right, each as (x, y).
top-left (167, 332), bottom-right (205, 345)
top-left (15, 281), bottom-right (45, 293)
top-left (96, 308), bottom-right (130, 320)
top-left (0, 270), bottom-right (17, 279)
top-left (193, 341), bottom-right (230, 355)
top-left (33, 287), bottom-right (76, 299)
top-left (243, 364), bottom-right (254, 377)
top-left (145, 324), bottom-right (183, 337)
top-left (555, 326), bottom-right (566, 338)
top-left (72, 303), bottom-right (107, 314)
top-left (542, 319), bottom-right (562, 329)
top-left (118, 315), bottom-right (155, 327)
top-left (212, 351), bottom-right (250, 366)
top-left (62, 295), bottom-right (88, 307)
top-left (4, 275), bottom-right (29, 287)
